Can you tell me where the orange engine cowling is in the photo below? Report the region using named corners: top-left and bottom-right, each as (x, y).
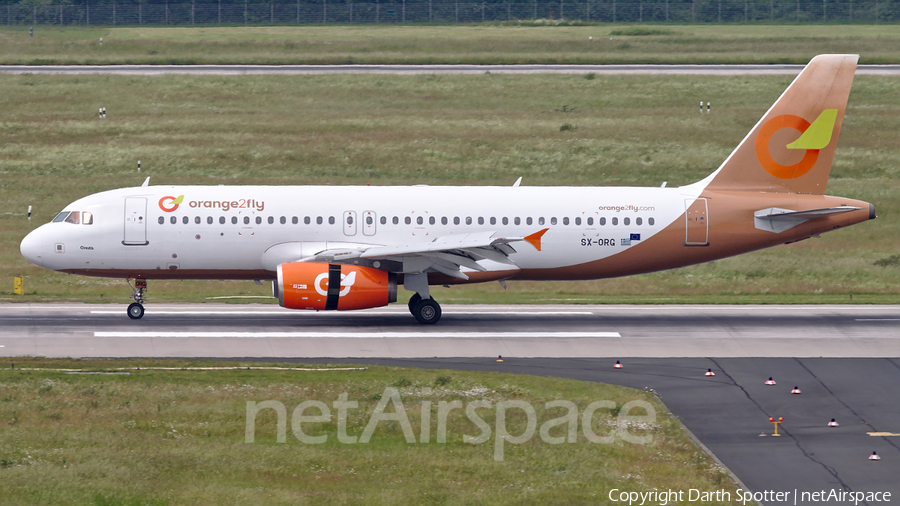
top-left (275, 263), bottom-right (397, 311)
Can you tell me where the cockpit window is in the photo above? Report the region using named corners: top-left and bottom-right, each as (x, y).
top-left (56, 211), bottom-right (93, 225)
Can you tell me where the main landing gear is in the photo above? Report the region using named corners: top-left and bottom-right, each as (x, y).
top-left (404, 273), bottom-right (441, 324)
top-left (126, 278), bottom-right (147, 320)
top-left (408, 293), bottom-right (442, 324)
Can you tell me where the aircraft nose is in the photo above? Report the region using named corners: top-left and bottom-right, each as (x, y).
top-left (20, 228), bottom-right (43, 268)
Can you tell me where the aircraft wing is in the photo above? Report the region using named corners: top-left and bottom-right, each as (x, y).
top-left (302, 229), bottom-right (548, 280)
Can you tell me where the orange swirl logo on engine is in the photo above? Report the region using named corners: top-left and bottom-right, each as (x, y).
top-left (755, 109), bottom-right (838, 180)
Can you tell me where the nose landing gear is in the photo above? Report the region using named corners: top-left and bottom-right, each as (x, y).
top-left (126, 278), bottom-right (147, 320)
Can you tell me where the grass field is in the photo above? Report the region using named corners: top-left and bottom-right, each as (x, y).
top-left (0, 358), bottom-right (742, 505)
top-left (3, 24), bottom-right (900, 65)
top-left (1, 71), bottom-right (898, 305)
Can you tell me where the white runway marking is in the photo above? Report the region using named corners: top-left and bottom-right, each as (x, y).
top-left (93, 331), bottom-right (620, 339)
top-left (855, 319), bottom-right (900, 321)
top-left (89, 310), bottom-right (593, 316)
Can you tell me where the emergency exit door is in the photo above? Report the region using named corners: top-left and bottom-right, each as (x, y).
top-left (684, 198), bottom-right (709, 246)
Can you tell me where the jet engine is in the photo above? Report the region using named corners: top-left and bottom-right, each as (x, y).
top-left (275, 263), bottom-right (397, 311)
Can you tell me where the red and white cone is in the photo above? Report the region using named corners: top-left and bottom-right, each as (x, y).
top-left (614, 360), bottom-right (623, 369)
top-left (828, 418), bottom-right (840, 427)
top-left (705, 368), bottom-right (715, 377)
top-left (765, 377), bottom-right (777, 386)
top-left (869, 451), bottom-right (881, 461)
top-left (791, 386), bottom-right (802, 394)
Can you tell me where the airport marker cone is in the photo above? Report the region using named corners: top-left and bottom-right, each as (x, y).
top-left (705, 368), bottom-right (715, 377)
top-left (614, 360), bottom-right (623, 369)
top-left (869, 451), bottom-right (881, 461)
top-left (791, 386), bottom-right (802, 394)
top-left (496, 355), bottom-right (504, 363)
top-left (765, 377), bottom-right (777, 386)
top-left (828, 418), bottom-right (840, 427)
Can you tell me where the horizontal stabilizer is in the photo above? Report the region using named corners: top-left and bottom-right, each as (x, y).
top-left (754, 206), bottom-right (861, 233)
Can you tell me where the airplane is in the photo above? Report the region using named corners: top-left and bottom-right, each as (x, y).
top-left (19, 54), bottom-right (874, 324)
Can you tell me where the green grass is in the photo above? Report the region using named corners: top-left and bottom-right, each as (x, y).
top-left (4, 24), bottom-right (900, 65)
top-left (0, 358), bottom-right (742, 505)
top-left (1, 72), bottom-right (898, 304)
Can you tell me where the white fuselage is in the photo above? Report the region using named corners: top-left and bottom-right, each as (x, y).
top-left (21, 183), bottom-right (698, 281)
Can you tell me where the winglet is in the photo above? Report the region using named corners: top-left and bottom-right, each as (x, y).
top-left (524, 228), bottom-right (549, 252)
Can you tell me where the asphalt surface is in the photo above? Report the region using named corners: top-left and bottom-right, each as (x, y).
top-left (1, 303), bottom-right (898, 358)
top-left (1, 64), bottom-right (900, 75)
top-left (2, 303), bottom-right (898, 504)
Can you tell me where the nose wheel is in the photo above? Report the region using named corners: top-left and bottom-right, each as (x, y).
top-left (127, 302), bottom-right (145, 320)
top-left (126, 278), bottom-right (147, 320)
top-left (409, 295), bottom-right (441, 324)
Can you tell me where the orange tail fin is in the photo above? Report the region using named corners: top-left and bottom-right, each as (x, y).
top-left (705, 54), bottom-right (858, 195)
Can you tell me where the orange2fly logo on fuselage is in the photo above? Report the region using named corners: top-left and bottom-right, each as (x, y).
top-left (755, 109), bottom-right (838, 180)
top-left (159, 195), bottom-right (184, 212)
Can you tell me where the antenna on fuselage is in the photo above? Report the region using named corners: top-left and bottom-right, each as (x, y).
top-left (512, 177), bottom-right (522, 187)
top-left (141, 177), bottom-right (150, 187)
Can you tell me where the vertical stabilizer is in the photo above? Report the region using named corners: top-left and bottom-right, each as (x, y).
top-left (705, 54), bottom-right (858, 195)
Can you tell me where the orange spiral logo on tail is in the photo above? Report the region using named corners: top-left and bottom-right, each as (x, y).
top-left (755, 109), bottom-right (838, 180)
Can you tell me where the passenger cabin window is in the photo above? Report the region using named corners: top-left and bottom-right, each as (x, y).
top-left (514, 217), bottom-right (520, 225)
top-left (600, 217), bottom-right (606, 226)
top-left (563, 217), bottom-right (570, 225)
top-left (393, 216), bottom-right (399, 225)
top-left (256, 217), bottom-right (262, 225)
top-left (158, 217), bottom-right (165, 225)
top-left (317, 217), bottom-right (323, 225)
top-left (539, 217), bottom-right (545, 225)
top-left (612, 217), bottom-right (618, 226)
top-left (575, 217), bottom-right (581, 226)
top-left (453, 217), bottom-right (460, 225)
top-left (649, 218), bottom-right (655, 226)
top-left (502, 217), bottom-right (509, 225)
top-left (478, 217), bottom-right (484, 225)
top-left (280, 216), bottom-right (286, 224)
top-left (269, 217), bottom-right (275, 224)
top-left (380, 217), bottom-right (386, 225)
top-left (243, 217), bottom-right (250, 225)
top-left (441, 217), bottom-right (448, 225)
top-left (328, 217), bottom-right (335, 225)
top-left (182, 216), bottom-right (189, 224)
top-left (405, 217), bottom-right (412, 225)
top-left (466, 217), bottom-right (472, 225)
top-left (195, 216), bottom-right (201, 224)
top-left (587, 217), bottom-right (594, 226)
top-left (208, 217), bottom-right (214, 224)
top-left (232, 217), bottom-right (238, 224)
top-left (623, 217), bottom-right (630, 226)
top-left (292, 217), bottom-right (298, 225)
top-left (171, 216), bottom-right (178, 225)
top-left (636, 217), bottom-right (642, 226)
top-left (417, 217), bottom-right (423, 225)
top-left (220, 217), bottom-right (226, 224)
top-left (526, 217), bottom-right (532, 225)
top-left (550, 217), bottom-right (557, 225)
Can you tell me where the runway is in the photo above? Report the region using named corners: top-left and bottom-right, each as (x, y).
top-left (1, 64), bottom-right (900, 76)
top-left (3, 302), bottom-right (898, 502)
top-left (1, 303), bottom-right (898, 358)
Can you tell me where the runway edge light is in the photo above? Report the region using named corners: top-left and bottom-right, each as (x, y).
top-left (614, 360), bottom-right (623, 369)
top-left (765, 377), bottom-right (777, 386)
top-left (870, 451), bottom-right (881, 461)
top-left (495, 355), bottom-right (503, 363)
top-left (829, 418), bottom-right (840, 427)
top-left (705, 368), bottom-right (715, 377)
